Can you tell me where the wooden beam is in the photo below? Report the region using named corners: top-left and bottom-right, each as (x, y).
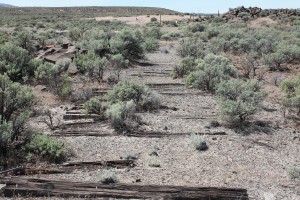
top-left (1, 177), bottom-right (249, 199)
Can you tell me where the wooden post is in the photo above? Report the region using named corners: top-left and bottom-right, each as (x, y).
top-left (218, 10), bottom-right (220, 17)
top-left (160, 14), bottom-right (162, 26)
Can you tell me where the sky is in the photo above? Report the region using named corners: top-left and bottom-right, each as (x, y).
top-left (2, 0), bottom-right (300, 13)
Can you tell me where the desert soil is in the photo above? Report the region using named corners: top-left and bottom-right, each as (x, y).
top-left (95, 15), bottom-right (191, 26)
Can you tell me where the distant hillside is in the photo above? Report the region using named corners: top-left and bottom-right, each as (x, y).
top-left (0, 3), bottom-right (14, 7)
top-left (0, 6), bottom-right (180, 17)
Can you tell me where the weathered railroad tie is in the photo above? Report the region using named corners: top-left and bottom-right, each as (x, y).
top-left (0, 177), bottom-right (249, 199)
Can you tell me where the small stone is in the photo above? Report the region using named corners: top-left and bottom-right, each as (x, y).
top-left (136, 179), bottom-right (141, 182)
top-left (149, 151), bottom-right (158, 156)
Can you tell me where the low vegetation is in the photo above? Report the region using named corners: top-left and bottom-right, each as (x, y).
top-left (289, 168), bottom-right (300, 185)
top-left (190, 134), bottom-right (208, 151)
top-left (84, 97), bottom-right (106, 118)
top-left (217, 79), bottom-right (267, 124)
top-left (26, 134), bottom-right (66, 163)
top-left (107, 81), bottom-right (161, 111)
top-left (280, 74), bottom-right (300, 116)
top-left (98, 170), bottom-right (118, 184)
top-left (0, 5), bottom-right (299, 198)
top-left (106, 100), bottom-right (137, 131)
top-left (185, 54), bottom-right (236, 93)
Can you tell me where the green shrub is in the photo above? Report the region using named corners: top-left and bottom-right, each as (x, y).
top-left (76, 55), bottom-right (109, 83)
top-left (35, 63), bottom-right (72, 97)
top-left (161, 32), bottom-right (182, 41)
top-left (69, 27), bottom-right (84, 41)
top-left (0, 73), bottom-right (35, 168)
top-left (106, 100), bottom-right (137, 131)
top-left (280, 74), bottom-right (300, 115)
top-left (124, 151), bottom-right (138, 160)
top-left (110, 54), bottom-right (129, 81)
top-left (13, 31), bottom-right (35, 54)
top-left (148, 157), bottom-right (161, 167)
top-left (185, 54), bottom-right (236, 92)
top-left (56, 58), bottom-right (72, 71)
top-left (110, 28), bottom-right (145, 62)
top-left (0, 31), bottom-right (8, 45)
top-left (289, 168), bottom-right (300, 185)
top-left (237, 12), bottom-right (251, 22)
top-left (75, 51), bottom-right (96, 74)
top-left (84, 97), bottom-right (106, 118)
top-left (207, 37), bottom-right (226, 54)
top-left (98, 170), bottom-right (117, 184)
top-left (143, 38), bottom-right (159, 52)
top-left (91, 57), bottom-right (108, 82)
top-left (212, 17), bottom-right (224, 23)
top-left (241, 53), bottom-right (260, 79)
top-left (143, 27), bottom-right (161, 39)
top-left (0, 43), bottom-right (31, 82)
top-left (161, 34), bottom-right (171, 41)
top-left (172, 56), bottom-right (196, 78)
top-left (150, 17), bottom-right (158, 22)
top-left (209, 120), bottom-right (220, 127)
top-left (206, 27), bottom-right (220, 39)
top-left (0, 74), bottom-right (35, 125)
top-left (190, 134), bottom-right (208, 151)
top-left (163, 20), bottom-right (178, 27)
top-left (77, 30), bottom-right (111, 57)
top-left (263, 52), bottom-right (286, 70)
top-left (178, 37), bottom-right (206, 58)
top-left (107, 81), bottom-right (161, 111)
top-left (186, 23), bottom-right (206, 33)
top-left (26, 134), bottom-right (66, 163)
top-left (216, 79), bottom-right (267, 123)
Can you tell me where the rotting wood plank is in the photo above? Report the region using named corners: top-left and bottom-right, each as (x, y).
top-left (52, 131), bottom-right (112, 137)
top-left (246, 139), bottom-right (275, 150)
top-left (63, 114), bottom-right (100, 120)
top-left (0, 166), bottom-right (23, 175)
top-left (126, 131), bottom-right (227, 138)
top-left (0, 177), bottom-right (249, 199)
top-left (54, 130), bottom-right (227, 138)
top-left (22, 168), bottom-right (67, 175)
top-left (2, 160), bottom-right (136, 176)
top-left (60, 121), bottom-right (95, 128)
top-left (61, 160), bottom-right (136, 168)
top-left (145, 83), bottom-right (185, 87)
top-left (159, 92), bottom-right (202, 96)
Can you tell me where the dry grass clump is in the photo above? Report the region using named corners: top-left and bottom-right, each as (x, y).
top-left (190, 134), bottom-right (208, 151)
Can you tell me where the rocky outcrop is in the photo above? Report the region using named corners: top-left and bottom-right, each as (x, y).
top-left (36, 44), bottom-right (78, 64)
top-left (223, 6), bottom-right (300, 20)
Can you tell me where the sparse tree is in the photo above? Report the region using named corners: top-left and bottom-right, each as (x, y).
top-left (241, 53), bottom-right (260, 79)
top-left (110, 54), bottom-right (129, 81)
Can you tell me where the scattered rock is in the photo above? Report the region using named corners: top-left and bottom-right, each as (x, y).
top-left (135, 179), bottom-right (141, 182)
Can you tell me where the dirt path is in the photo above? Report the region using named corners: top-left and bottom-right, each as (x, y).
top-left (26, 41), bottom-right (300, 200)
